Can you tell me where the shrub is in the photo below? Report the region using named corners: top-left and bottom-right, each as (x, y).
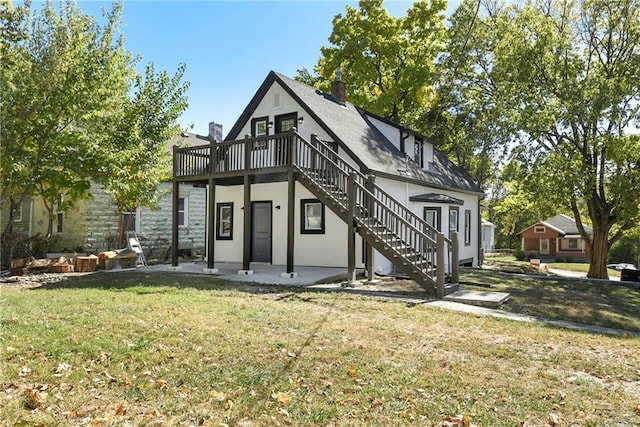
top-left (515, 249), bottom-right (525, 261)
top-left (555, 257), bottom-right (565, 263)
top-left (566, 256), bottom-right (574, 263)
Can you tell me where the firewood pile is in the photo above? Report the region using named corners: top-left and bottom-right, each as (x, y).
top-left (10, 256), bottom-right (75, 276)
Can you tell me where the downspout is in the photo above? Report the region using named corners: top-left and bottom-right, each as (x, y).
top-left (477, 198), bottom-right (482, 266)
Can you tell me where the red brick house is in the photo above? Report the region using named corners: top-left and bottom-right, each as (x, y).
top-left (520, 214), bottom-right (592, 260)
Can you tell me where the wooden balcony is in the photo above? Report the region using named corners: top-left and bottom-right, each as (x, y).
top-left (173, 132), bottom-right (298, 183)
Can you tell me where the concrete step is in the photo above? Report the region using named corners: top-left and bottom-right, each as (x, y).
top-left (443, 289), bottom-right (510, 309)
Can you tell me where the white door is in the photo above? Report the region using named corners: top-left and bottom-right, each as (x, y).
top-left (540, 238), bottom-right (550, 255)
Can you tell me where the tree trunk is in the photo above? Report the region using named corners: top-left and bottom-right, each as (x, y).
top-left (587, 223), bottom-right (610, 279)
top-left (117, 210), bottom-right (125, 249)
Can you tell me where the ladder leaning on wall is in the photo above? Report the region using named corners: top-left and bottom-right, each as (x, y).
top-left (126, 231), bottom-right (148, 267)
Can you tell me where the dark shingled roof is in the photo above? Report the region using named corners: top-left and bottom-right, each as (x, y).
top-left (520, 214), bottom-right (593, 236)
top-left (409, 193), bottom-right (464, 205)
top-left (543, 214), bottom-right (593, 235)
top-left (226, 71), bottom-right (483, 195)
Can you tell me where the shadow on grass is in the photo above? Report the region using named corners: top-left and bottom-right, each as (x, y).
top-left (461, 269), bottom-right (640, 333)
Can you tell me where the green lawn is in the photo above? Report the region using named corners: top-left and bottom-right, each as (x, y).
top-left (1, 272), bottom-right (639, 426)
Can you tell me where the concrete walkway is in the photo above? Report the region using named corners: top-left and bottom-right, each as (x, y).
top-left (140, 262), bottom-right (638, 338)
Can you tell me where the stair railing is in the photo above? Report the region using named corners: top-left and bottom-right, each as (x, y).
top-left (294, 132), bottom-right (457, 285)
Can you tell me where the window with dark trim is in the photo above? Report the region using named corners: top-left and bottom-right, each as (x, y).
top-left (275, 113), bottom-right (297, 133)
top-left (423, 207), bottom-right (441, 232)
top-left (55, 194), bottom-right (63, 233)
top-left (464, 209), bottom-right (471, 246)
top-left (449, 207), bottom-right (459, 237)
top-left (178, 197), bottom-right (187, 227)
top-left (251, 116), bottom-right (269, 149)
top-left (216, 202), bottom-right (233, 240)
top-left (12, 202), bottom-right (22, 222)
top-left (414, 138), bottom-right (424, 168)
top-left (301, 199), bottom-right (325, 234)
top-left (123, 210), bottom-right (137, 232)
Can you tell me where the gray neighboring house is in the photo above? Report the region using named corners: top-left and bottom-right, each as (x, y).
top-left (84, 131), bottom-right (218, 260)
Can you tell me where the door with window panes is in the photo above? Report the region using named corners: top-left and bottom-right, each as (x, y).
top-left (274, 113), bottom-right (297, 165)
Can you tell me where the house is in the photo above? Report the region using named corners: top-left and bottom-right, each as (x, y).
top-left (1, 131), bottom-right (216, 262)
top-left (481, 219), bottom-right (495, 252)
top-left (171, 71), bottom-right (484, 297)
top-left (520, 214), bottom-right (592, 260)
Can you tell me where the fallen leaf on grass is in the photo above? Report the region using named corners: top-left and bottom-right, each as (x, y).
top-left (442, 414), bottom-right (472, 427)
top-left (208, 390), bottom-right (226, 401)
top-left (347, 369), bottom-right (357, 377)
top-left (115, 402), bottom-right (127, 416)
top-left (273, 391), bottom-right (292, 405)
top-left (634, 404), bottom-right (640, 415)
top-left (548, 413), bottom-right (560, 426)
top-left (25, 386), bottom-right (46, 409)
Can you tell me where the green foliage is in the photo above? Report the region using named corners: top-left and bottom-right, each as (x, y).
top-left (451, 0), bottom-right (640, 278)
top-left (101, 62), bottom-right (189, 246)
top-left (608, 236), bottom-right (640, 265)
top-left (298, 0), bottom-right (447, 126)
top-left (1, 0), bottom-right (189, 249)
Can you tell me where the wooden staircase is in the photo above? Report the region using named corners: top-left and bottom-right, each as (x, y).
top-left (293, 134), bottom-right (459, 298)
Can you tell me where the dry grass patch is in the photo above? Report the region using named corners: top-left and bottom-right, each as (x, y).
top-left (1, 272), bottom-right (639, 426)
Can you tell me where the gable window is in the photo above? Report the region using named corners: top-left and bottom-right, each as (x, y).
top-left (423, 207), bottom-right (441, 232)
top-left (275, 113), bottom-right (297, 133)
top-left (534, 226), bottom-right (546, 233)
top-left (123, 210), bottom-right (137, 232)
top-left (216, 202), bottom-right (233, 240)
top-left (301, 199), bottom-right (325, 234)
top-left (464, 209), bottom-right (472, 246)
top-left (414, 138), bottom-right (424, 168)
top-left (178, 197), bottom-right (188, 227)
top-left (449, 207), bottom-right (459, 237)
top-left (251, 116), bottom-right (269, 149)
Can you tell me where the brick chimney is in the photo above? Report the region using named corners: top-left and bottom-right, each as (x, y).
top-left (331, 68), bottom-right (346, 104)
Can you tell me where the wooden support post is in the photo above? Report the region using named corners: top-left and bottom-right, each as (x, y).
top-left (207, 178), bottom-right (216, 270)
top-left (171, 179), bottom-right (179, 267)
top-left (451, 231), bottom-right (459, 284)
top-left (365, 174), bottom-right (376, 281)
top-left (242, 174), bottom-right (251, 271)
top-left (209, 138), bottom-right (217, 174)
top-left (436, 232), bottom-right (445, 299)
top-left (286, 170), bottom-right (295, 273)
top-left (288, 128), bottom-right (297, 167)
top-left (244, 134), bottom-right (251, 171)
top-left (347, 172), bottom-right (357, 284)
top-left (310, 133), bottom-right (318, 172)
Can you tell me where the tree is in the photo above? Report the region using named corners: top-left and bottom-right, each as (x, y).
top-left (448, 0), bottom-right (640, 278)
top-left (298, 0), bottom-right (447, 126)
top-left (1, 0), bottom-right (132, 237)
top-left (101, 63), bottom-right (189, 247)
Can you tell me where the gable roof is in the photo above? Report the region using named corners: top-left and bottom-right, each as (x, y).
top-left (521, 214), bottom-right (594, 236)
top-left (226, 71), bottom-right (483, 195)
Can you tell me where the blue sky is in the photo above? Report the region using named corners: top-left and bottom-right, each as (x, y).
top-left (31, 0), bottom-right (460, 137)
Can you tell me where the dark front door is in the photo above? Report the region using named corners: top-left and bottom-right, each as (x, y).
top-left (251, 202), bottom-right (272, 262)
top-left (274, 113), bottom-right (297, 165)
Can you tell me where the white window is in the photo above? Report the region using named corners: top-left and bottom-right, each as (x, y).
top-left (12, 202), bottom-right (23, 222)
top-left (449, 208), bottom-right (459, 237)
top-left (561, 238), bottom-right (580, 250)
top-left (178, 197), bottom-right (188, 227)
top-left (534, 226), bottom-right (546, 233)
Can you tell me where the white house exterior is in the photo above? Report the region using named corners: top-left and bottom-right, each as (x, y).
top-left (172, 71), bottom-right (484, 297)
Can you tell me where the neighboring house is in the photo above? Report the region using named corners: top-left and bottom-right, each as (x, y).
top-left (1, 131), bottom-right (214, 261)
top-left (172, 71), bottom-right (484, 298)
top-left (481, 219), bottom-right (495, 252)
top-left (520, 214), bottom-right (592, 260)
